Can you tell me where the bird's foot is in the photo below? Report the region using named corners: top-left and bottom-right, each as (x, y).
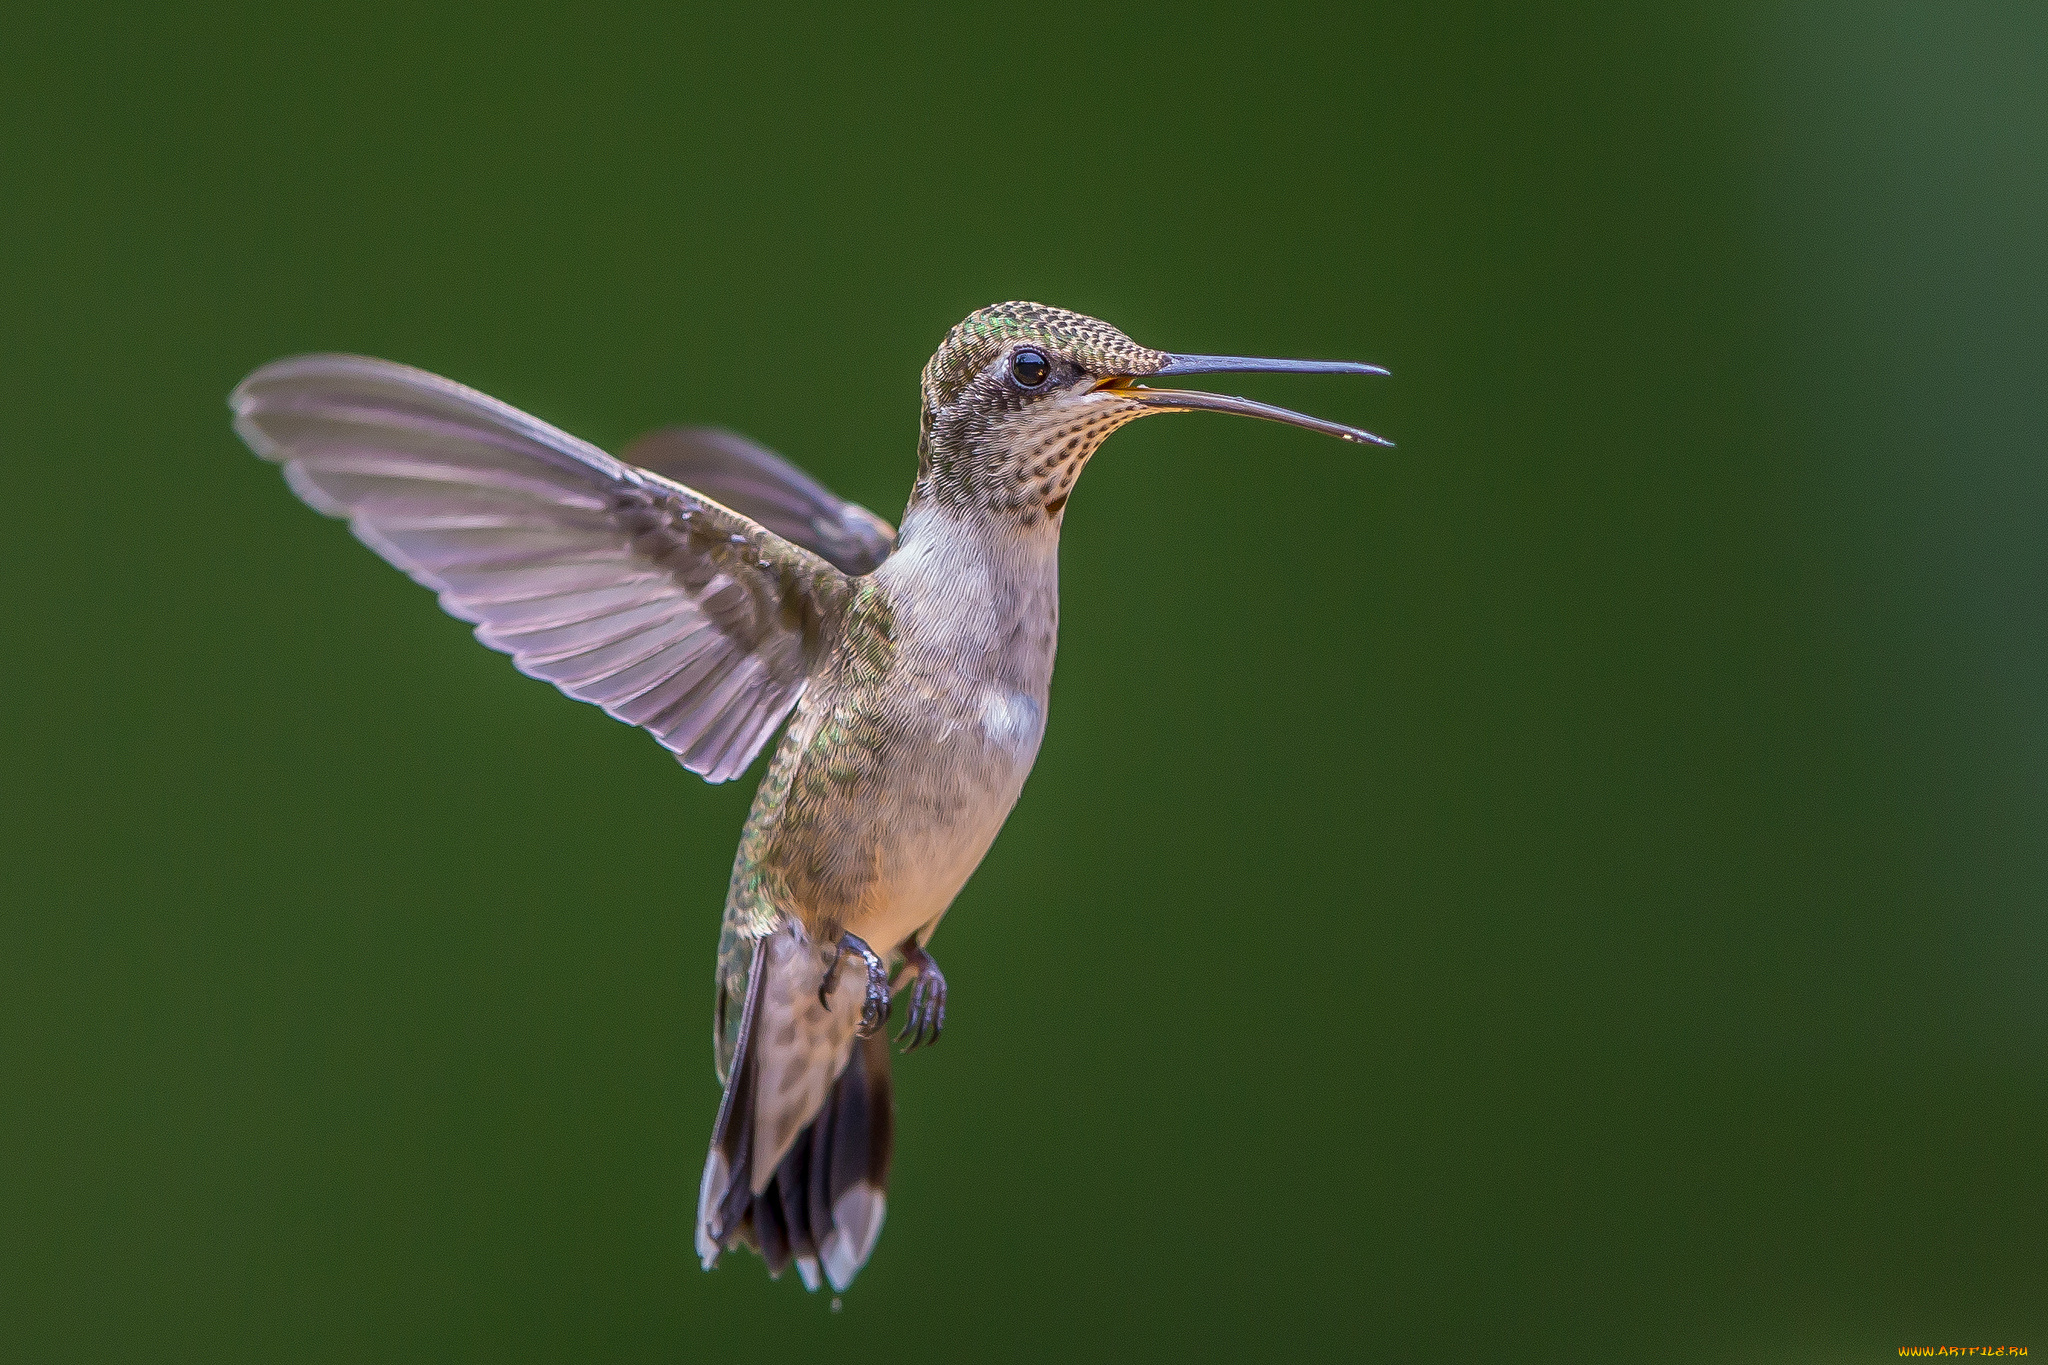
top-left (894, 940), bottom-right (947, 1051)
top-left (819, 932), bottom-right (890, 1037)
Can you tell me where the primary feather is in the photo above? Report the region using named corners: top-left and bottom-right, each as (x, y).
top-left (231, 354), bottom-right (853, 782)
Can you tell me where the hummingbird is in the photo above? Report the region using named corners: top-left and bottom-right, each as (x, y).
top-left (230, 302), bottom-right (1387, 1293)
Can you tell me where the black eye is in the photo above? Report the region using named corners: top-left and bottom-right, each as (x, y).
top-left (1010, 348), bottom-right (1051, 389)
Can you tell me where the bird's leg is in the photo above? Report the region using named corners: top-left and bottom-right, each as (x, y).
top-left (818, 932), bottom-right (890, 1037)
top-left (893, 939), bottom-right (947, 1051)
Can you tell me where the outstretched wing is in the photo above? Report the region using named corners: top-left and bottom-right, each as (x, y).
top-left (231, 354), bottom-right (851, 783)
top-left (621, 427), bottom-right (896, 577)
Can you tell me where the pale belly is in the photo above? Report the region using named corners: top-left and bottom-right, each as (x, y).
top-left (845, 680), bottom-right (1046, 955)
top-left (748, 505), bottom-right (1064, 958)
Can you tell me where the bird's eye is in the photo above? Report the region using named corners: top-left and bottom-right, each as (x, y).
top-left (1010, 348), bottom-right (1051, 389)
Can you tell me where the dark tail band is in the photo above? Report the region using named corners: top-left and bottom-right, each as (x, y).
top-left (696, 938), bottom-right (894, 1292)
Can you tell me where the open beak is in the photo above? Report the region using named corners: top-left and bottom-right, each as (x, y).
top-left (1105, 353), bottom-right (1392, 446)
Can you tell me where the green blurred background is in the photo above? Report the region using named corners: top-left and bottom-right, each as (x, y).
top-left (4, 3), bottom-right (2043, 1359)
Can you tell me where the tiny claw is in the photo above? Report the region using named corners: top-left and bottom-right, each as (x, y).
top-left (859, 985), bottom-right (890, 1037)
top-left (827, 932), bottom-right (890, 1038)
top-left (817, 942), bottom-right (843, 1013)
top-left (894, 941), bottom-right (947, 1052)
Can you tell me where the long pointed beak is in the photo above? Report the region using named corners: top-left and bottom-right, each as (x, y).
top-left (1154, 354), bottom-right (1388, 379)
top-left (1113, 352), bottom-right (1393, 446)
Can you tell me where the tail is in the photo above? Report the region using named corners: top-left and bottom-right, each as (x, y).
top-left (695, 928), bottom-right (894, 1292)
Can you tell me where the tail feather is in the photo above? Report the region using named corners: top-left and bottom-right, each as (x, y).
top-left (819, 1034), bottom-right (889, 1290)
top-left (696, 928), bottom-right (894, 1292)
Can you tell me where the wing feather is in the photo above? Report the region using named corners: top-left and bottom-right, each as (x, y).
top-left (620, 426), bottom-right (895, 576)
top-left (232, 354), bottom-right (851, 782)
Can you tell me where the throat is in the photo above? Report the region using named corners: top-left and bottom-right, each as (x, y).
top-left (915, 403), bottom-right (1132, 526)
top-left (878, 502), bottom-right (1063, 687)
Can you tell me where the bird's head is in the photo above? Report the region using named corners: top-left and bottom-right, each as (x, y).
top-left (912, 301), bottom-right (1388, 526)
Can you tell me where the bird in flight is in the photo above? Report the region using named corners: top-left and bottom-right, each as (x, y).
top-left (231, 302), bottom-right (1387, 1293)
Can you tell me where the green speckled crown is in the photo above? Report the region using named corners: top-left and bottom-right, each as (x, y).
top-left (920, 302), bottom-right (1168, 413)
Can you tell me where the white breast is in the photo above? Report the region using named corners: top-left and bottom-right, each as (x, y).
top-left (848, 507), bottom-right (1062, 950)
